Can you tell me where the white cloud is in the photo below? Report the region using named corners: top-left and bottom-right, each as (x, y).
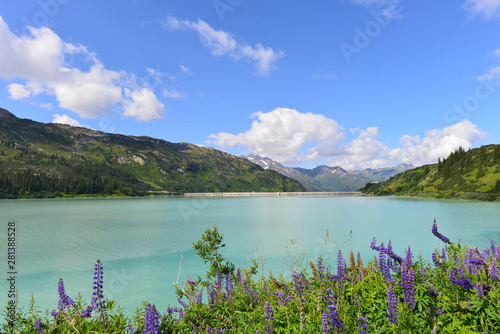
top-left (207, 108), bottom-right (345, 164)
top-left (7, 83), bottom-right (31, 99)
top-left (163, 89), bottom-right (187, 99)
top-left (51, 114), bottom-right (83, 127)
top-left (477, 66), bottom-right (500, 81)
top-left (161, 15), bottom-right (284, 76)
top-left (180, 65), bottom-right (193, 75)
top-left (123, 88), bottom-right (166, 122)
top-left (330, 120), bottom-right (488, 169)
top-left (464, 0), bottom-right (500, 19)
top-left (207, 108), bottom-right (487, 169)
top-left (0, 15), bottom-right (166, 121)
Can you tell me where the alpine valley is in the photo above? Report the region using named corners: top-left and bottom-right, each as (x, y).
top-left (241, 153), bottom-right (414, 192)
top-left (0, 108), bottom-right (305, 198)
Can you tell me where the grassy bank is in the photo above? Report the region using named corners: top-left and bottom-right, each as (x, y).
top-left (3, 221), bottom-right (500, 333)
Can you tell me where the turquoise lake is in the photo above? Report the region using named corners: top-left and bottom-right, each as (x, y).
top-left (1, 196), bottom-right (499, 317)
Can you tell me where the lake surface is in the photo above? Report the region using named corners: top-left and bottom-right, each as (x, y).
top-left (1, 196), bottom-right (499, 316)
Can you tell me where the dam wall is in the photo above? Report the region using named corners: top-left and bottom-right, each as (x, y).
top-left (184, 192), bottom-right (364, 197)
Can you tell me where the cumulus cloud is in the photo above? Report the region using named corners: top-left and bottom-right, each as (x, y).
top-left (464, 0), bottom-right (500, 19)
top-left (123, 88), bottom-right (166, 122)
top-left (0, 15), bottom-right (166, 121)
top-left (52, 114), bottom-right (84, 127)
top-left (330, 120), bottom-right (488, 169)
top-left (7, 83), bottom-right (31, 99)
top-left (208, 108), bottom-right (487, 169)
top-left (161, 15), bottom-right (284, 76)
top-left (208, 108), bottom-right (345, 164)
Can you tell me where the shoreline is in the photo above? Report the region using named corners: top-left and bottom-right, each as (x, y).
top-left (184, 191), bottom-right (364, 197)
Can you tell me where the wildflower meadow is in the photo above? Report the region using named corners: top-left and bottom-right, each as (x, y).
top-left (2, 219), bottom-right (500, 333)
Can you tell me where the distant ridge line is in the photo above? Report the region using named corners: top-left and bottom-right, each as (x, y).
top-left (184, 192), bottom-right (364, 197)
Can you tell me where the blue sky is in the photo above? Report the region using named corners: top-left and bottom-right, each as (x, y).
top-left (0, 0), bottom-right (499, 169)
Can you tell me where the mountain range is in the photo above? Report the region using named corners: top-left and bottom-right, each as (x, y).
top-left (241, 154), bottom-right (414, 192)
top-left (0, 108), bottom-right (305, 198)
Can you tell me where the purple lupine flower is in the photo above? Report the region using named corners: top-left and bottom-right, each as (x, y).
top-left (236, 268), bottom-right (242, 283)
top-left (357, 313), bottom-right (368, 334)
top-left (300, 272), bottom-right (312, 291)
top-left (432, 218), bottom-right (451, 244)
top-left (464, 249), bottom-right (483, 275)
top-left (82, 305), bottom-right (92, 318)
top-left (475, 283), bottom-right (485, 298)
top-left (217, 272), bottom-right (223, 290)
top-left (322, 310), bottom-right (329, 334)
top-left (432, 253), bottom-right (441, 267)
top-left (388, 284), bottom-right (398, 326)
top-left (225, 274), bottom-right (233, 297)
top-left (90, 259), bottom-right (107, 322)
top-left (386, 243), bottom-right (393, 277)
top-left (317, 256), bottom-right (325, 282)
top-left (426, 284), bottom-right (439, 297)
top-left (449, 269), bottom-right (473, 290)
top-left (144, 303), bottom-right (159, 334)
top-left (337, 250), bottom-right (348, 279)
top-left (277, 286), bottom-right (293, 306)
top-left (370, 237), bottom-right (378, 251)
top-left (326, 288), bottom-right (344, 331)
top-left (379, 245), bottom-right (391, 281)
top-left (292, 271), bottom-right (304, 297)
top-left (196, 287), bottom-right (203, 304)
top-left (441, 247), bottom-right (447, 261)
top-left (437, 307), bottom-right (444, 315)
top-left (35, 318), bottom-right (44, 334)
top-left (277, 290), bottom-right (286, 306)
top-left (401, 265), bottom-right (415, 309)
top-left (264, 301), bottom-right (274, 334)
top-left (177, 298), bottom-right (188, 309)
top-left (383, 239), bottom-right (403, 264)
top-left (243, 280), bottom-right (259, 300)
top-left (58, 278), bottom-right (74, 310)
top-left (405, 246), bottom-right (413, 266)
top-left (490, 258), bottom-right (499, 281)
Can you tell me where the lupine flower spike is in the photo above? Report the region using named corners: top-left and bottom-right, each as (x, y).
top-left (388, 283), bottom-right (398, 326)
top-left (357, 313), bottom-right (368, 334)
top-left (432, 218), bottom-right (451, 244)
top-left (264, 301), bottom-right (274, 334)
top-left (145, 303), bottom-right (160, 334)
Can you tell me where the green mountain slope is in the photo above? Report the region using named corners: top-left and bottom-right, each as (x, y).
top-left (360, 145), bottom-right (500, 201)
top-left (0, 108), bottom-right (305, 198)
